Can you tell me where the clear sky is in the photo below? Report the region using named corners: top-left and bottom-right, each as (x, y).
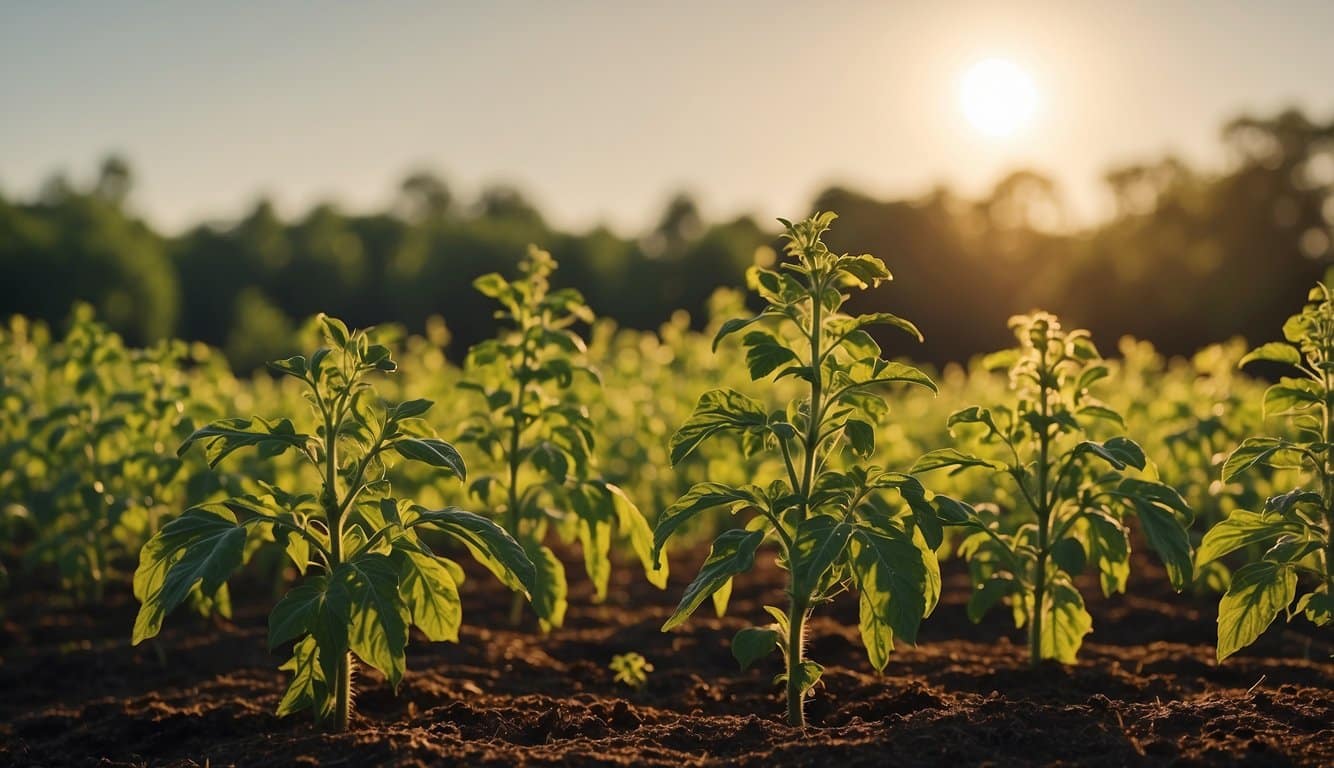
top-left (3, 1), bottom-right (1332, 234)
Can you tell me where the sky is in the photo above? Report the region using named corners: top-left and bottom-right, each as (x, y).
top-left (3, 1), bottom-right (1333, 235)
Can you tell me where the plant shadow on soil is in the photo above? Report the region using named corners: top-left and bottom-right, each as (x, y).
top-left (1, 545), bottom-right (1330, 767)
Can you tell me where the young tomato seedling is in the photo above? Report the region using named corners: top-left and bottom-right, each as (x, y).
top-left (916, 312), bottom-right (1195, 665)
top-left (654, 213), bottom-right (954, 728)
top-left (132, 315), bottom-right (538, 731)
top-left (460, 246), bottom-right (663, 630)
top-left (1203, 283), bottom-right (1333, 660)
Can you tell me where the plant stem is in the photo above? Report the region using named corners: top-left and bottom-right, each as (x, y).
top-left (785, 597), bottom-right (809, 729)
top-left (333, 651), bottom-right (353, 732)
top-left (324, 400), bottom-right (353, 732)
top-left (506, 365), bottom-right (527, 628)
top-left (1030, 343), bottom-right (1052, 668)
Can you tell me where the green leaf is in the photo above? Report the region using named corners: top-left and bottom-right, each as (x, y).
top-left (1263, 380), bottom-right (1321, 417)
top-left (603, 482), bottom-right (668, 589)
top-left (473, 273), bottom-right (510, 299)
top-left (525, 540), bottom-right (568, 630)
top-left (1085, 511), bottom-right (1130, 596)
top-left (1076, 405), bottom-right (1125, 427)
top-left (393, 546), bottom-right (462, 643)
top-left (269, 578), bottom-right (329, 650)
top-left (268, 355), bottom-right (308, 380)
top-left (319, 314), bottom-right (350, 347)
top-left (946, 406), bottom-right (1001, 439)
top-left (712, 315), bottom-right (767, 351)
top-left (858, 590), bottom-right (895, 672)
top-left (1074, 437), bottom-right (1146, 471)
top-left (848, 524), bottom-right (937, 647)
top-left (1297, 589), bottom-right (1332, 626)
top-left (740, 331), bottom-right (799, 380)
top-left (1040, 580), bottom-right (1094, 665)
top-left (652, 483), bottom-right (761, 564)
top-left (910, 448), bottom-right (1002, 474)
top-left (1197, 510), bottom-right (1302, 566)
top-left (179, 417), bottom-right (308, 468)
top-left (1051, 537), bottom-right (1086, 575)
top-left (391, 398), bottom-right (434, 420)
top-left (1222, 438), bottom-right (1284, 482)
top-left (838, 254), bottom-right (891, 287)
top-left (836, 359), bottom-right (938, 395)
top-left (276, 636), bottom-right (333, 720)
top-left (843, 419), bottom-right (876, 457)
top-left (967, 575), bottom-right (1019, 623)
top-left (1123, 488), bottom-right (1193, 590)
top-left (732, 627), bottom-right (781, 670)
top-left (669, 389), bottom-right (769, 466)
top-left (393, 438), bottom-right (467, 480)
top-left (1217, 561), bottom-right (1296, 661)
top-left (662, 529), bottom-right (764, 631)
top-left (831, 312), bottom-right (923, 343)
top-left (1239, 341), bottom-right (1301, 368)
top-left (410, 507), bottom-right (537, 597)
top-left (785, 660), bottom-right (824, 698)
top-left (337, 554), bottom-right (409, 689)
top-left (791, 515), bottom-right (853, 599)
top-left (133, 507), bottom-right (248, 645)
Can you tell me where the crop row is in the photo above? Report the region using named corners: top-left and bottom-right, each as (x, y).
top-left (0, 213), bottom-right (1327, 730)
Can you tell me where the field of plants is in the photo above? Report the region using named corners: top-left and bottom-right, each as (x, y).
top-left (1, 214), bottom-right (1330, 766)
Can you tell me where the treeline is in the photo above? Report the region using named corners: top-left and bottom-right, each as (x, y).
top-left (2, 109), bottom-right (1331, 368)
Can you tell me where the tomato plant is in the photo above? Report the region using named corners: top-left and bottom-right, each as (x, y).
top-left (914, 312), bottom-right (1195, 665)
top-left (459, 246), bottom-right (663, 629)
top-left (1203, 283), bottom-right (1333, 660)
top-left (653, 213), bottom-right (954, 727)
top-left (132, 315), bottom-right (538, 731)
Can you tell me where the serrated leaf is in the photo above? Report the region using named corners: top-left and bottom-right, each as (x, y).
top-left (133, 507), bottom-right (248, 645)
top-left (338, 554), bottom-right (409, 689)
top-left (393, 547), bottom-right (462, 643)
top-left (276, 636), bottom-right (332, 720)
top-left (791, 515), bottom-right (853, 599)
top-left (652, 483), bottom-right (761, 564)
top-left (848, 524), bottom-right (936, 647)
top-left (1040, 579), bottom-right (1093, 664)
top-left (669, 389), bottom-right (769, 466)
top-left (1217, 561), bottom-right (1296, 661)
top-left (662, 529), bottom-right (764, 631)
top-left (1222, 438), bottom-right (1285, 482)
top-left (410, 507), bottom-right (537, 598)
top-left (1197, 510), bottom-right (1303, 566)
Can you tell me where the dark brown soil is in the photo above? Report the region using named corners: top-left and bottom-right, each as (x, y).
top-left (1, 548), bottom-right (1330, 767)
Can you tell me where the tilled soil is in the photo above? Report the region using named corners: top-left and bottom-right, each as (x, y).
top-left (1, 548), bottom-right (1330, 767)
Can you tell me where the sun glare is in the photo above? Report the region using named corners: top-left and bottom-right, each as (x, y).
top-left (960, 58), bottom-right (1038, 138)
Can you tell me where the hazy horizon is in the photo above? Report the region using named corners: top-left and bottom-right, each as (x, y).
top-left (4, 1), bottom-right (1333, 235)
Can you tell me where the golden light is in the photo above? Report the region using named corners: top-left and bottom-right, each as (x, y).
top-left (959, 58), bottom-right (1038, 138)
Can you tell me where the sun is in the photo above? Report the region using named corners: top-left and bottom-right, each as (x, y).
top-left (959, 58), bottom-right (1038, 138)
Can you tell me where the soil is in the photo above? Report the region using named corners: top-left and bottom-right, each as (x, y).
top-left (1, 547), bottom-right (1330, 768)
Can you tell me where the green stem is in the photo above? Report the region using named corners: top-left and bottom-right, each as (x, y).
top-left (785, 597), bottom-right (809, 729)
top-left (506, 335), bottom-right (531, 628)
top-left (333, 651), bottom-right (353, 732)
top-left (323, 396), bottom-right (353, 732)
top-left (1030, 344), bottom-right (1052, 668)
